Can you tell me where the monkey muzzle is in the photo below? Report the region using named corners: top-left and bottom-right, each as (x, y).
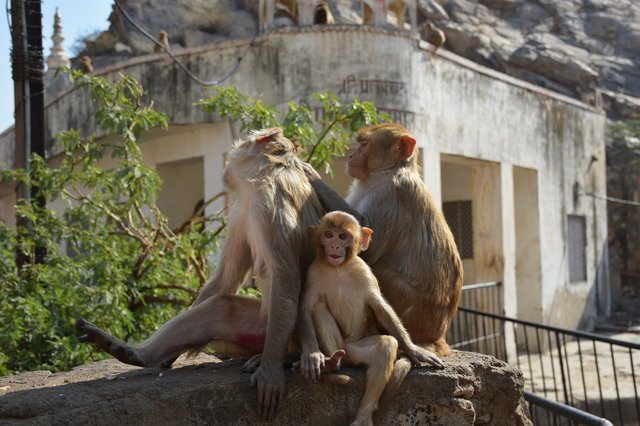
top-left (326, 253), bottom-right (346, 266)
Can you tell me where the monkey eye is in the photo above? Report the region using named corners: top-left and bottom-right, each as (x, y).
top-left (324, 231), bottom-right (333, 239)
top-left (338, 233), bottom-right (348, 241)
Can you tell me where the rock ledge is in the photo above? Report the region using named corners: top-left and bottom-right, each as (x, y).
top-left (0, 351), bottom-right (531, 425)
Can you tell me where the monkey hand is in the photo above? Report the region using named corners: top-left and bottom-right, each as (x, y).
top-left (294, 350), bottom-right (345, 382)
top-left (250, 364), bottom-right (285, 420)
top-left (296, 350), bottom-right (325, 382)
top-left (406, 344), bottom-right (445, 369)
top-left (301, 161), bottom-right (321, 180)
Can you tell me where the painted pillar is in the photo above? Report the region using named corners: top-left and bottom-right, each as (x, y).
top-left (204, 124), bottom-right (233, 219)
top-left (471, 162), bottom-right (517, 362)
top-left (373, 0), bottom-right (388, 27)
top-left (422, 148), bottom-right (441, 207)
top-left (297, 0), bottom-right (315, 25)
top-left (260, 0), bottom-right (275, 31)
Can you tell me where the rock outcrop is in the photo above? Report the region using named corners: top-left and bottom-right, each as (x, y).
top-left (76, 0), bottom-right (639, 120)
top-left (417, 0), bottom-right (640, 119)
top-left (0, 351), bottom-right (532, 425)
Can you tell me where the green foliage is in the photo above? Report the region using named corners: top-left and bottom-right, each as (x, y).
top-left (609, 119), bottom-right (640, 149)
top-left (0, 74), bottom-right (388, 376)
top-left (199, 87), bottom-right (388, 174)
top-left (0, 71), bottom-right (219, 375)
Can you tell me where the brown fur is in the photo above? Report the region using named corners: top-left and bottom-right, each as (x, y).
top-left (77, 128), bottom-right (324, 420)
top-left (421, 23), bottom-right (446, 52)
top-left (340, 123), bottom-right (463, 356)
top-left (299, 212), bottom-right (444, 426)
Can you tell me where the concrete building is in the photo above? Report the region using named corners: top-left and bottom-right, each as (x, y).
top-left (0, 0), bottom-right (608, 332)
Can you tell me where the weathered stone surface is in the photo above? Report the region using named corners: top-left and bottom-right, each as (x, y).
top-left (429, 0), bottom-right (640, 117)
top-left (0, 351), bottom-right (531, 425)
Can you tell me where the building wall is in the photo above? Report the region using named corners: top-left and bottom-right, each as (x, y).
top-left (0, 26), bottom-right (608, 329)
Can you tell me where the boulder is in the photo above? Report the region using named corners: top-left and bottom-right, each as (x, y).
top-left (0, 351), bottom-right (532, 425)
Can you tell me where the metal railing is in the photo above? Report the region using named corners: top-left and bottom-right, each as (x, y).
top-left (525, 391), bottom-right (614, 426)
top-left (448, 282), bottom-right (640, 426)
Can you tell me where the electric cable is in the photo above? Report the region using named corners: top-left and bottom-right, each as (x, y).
top-left (114, 0), bottom-right (259, 86)
top-left (578, 185), bottom-right (640, 207)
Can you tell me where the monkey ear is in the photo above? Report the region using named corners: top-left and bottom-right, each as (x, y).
top-left (398, 135), bottom-right (417, 160)
top-left (255, 128), bottom-right (282, 144)
top-left (360, 227), bottom-right (373, 251)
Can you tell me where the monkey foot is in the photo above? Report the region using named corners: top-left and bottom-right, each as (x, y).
top-left (160, 355), bottom-right (179, 369)
top-left (75, 317), bottom-right (146, 367)
top-left (323, 350), bottom-right (345, 373)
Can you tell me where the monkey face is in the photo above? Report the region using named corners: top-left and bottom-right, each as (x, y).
top-left (320, 227), bottom-right (354, 266)
top-left (347, 124), bottom-right (418, 180)
top-left (310, 212), bottom-right (373, 266)
top-left (347, 136), bottom-right (372, 180)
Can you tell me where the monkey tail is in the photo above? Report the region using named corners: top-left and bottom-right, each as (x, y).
top-left (378, 356), bottom-right (412, 406)
top-left (321, 373), bottom-right (352, 385)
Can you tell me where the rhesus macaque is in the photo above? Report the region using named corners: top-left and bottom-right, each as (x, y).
top-left (77, 128), bottom-right (324, 420)
top-left (298, 211), bottom-right (444, 426)
top-left (313, 2), bottom-right (334, 25)
top-left (78, 56), bottom-right (94, 74)
top-left (304, 123), bottom-right (463, 359)
top-left (420, 22), bottom-right (446, 52)
top-left (154, 30), bottom-right (170, 53)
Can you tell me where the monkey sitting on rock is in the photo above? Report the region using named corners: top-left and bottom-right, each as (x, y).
top-left (77, 123), bottom-right (463, 421)
top-left (297, 211), bottom-right (444, 426)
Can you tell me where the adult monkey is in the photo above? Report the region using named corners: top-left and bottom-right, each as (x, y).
top-left (304, 123), bottom-right (463, 358)
top-left (76, 128), bottom-right (352, 420)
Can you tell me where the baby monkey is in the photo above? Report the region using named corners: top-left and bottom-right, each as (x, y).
top-left (298, 211), bottom-right (445, 426)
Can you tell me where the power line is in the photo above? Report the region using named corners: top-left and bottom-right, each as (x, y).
top-left (5, 0), bottom-right (10, 34)
top-left (579, 186), bottom-right (640, 207)
top-left (113, 0), bottom-right (259, 86)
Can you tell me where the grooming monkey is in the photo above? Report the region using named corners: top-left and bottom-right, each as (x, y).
top-left (299, 211), bottom-right (444, 426)
top-left (77, 128), bottom-right (326, 420)
top-left (305, 123), bottom-right (463, 364)
top-left (77, 122), bottom-right (461, 418)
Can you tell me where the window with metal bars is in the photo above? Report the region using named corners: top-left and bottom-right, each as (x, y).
top-left (443, 200), bottom-right (474, 259)
top-left (567, 215), bottom-right (587, 282)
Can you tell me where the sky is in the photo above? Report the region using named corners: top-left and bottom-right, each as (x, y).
top-left (0, 0), bottom-right (113, 132)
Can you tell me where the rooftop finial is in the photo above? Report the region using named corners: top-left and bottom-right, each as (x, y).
top-left (46, 8), bottom-right (71, 71)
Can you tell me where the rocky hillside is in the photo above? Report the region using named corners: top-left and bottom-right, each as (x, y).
top-left (418, 0), bottom-right (640, 120)
top-left (79, 0), bottom-right (639, 120)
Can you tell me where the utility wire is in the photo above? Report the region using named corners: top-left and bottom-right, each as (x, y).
top-left (579, 185), bottom-right (640, 207)
top-left (114, 0), bottom-right (259, 86)
top-left (5, 0), bottom-right (10, 33)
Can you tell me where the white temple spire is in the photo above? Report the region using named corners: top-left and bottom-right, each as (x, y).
top-left (46, 8), bottom-right (70, 71)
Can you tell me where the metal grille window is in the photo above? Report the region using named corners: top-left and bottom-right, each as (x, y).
top-left (443, 200), bottom-right (474, 259)
top-left (567, 215), bottom-right (587, 282)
